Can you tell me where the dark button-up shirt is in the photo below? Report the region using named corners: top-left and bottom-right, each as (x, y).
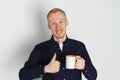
top-left (19, 36), bottom-right (97, 80)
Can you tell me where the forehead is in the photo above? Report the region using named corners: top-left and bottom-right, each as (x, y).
top-left (48, 11), bottom-right (66, 21)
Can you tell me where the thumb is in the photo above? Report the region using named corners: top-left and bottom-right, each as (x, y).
top-left (51, 53), bottom-right (56, 61)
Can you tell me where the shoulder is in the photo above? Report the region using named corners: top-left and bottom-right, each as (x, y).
top-left (36, 40), bottom-right (51, 46)
top-left (67, 38), bottom-right (85, 47)
top-left (34, 40), bottom-right (51, 51)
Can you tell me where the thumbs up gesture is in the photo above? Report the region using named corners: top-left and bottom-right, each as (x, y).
top-left (44, 53), bottom-right (60, 73)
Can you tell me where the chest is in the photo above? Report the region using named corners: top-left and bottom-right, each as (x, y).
top-left (42, 44), bottom-right (83, 66)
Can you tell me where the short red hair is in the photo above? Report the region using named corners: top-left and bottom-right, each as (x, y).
top-left (47, 8), bottom-right (67, 19)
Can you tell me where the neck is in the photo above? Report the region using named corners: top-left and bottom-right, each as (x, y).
top-left (53, 35), bottom-right (67, 43)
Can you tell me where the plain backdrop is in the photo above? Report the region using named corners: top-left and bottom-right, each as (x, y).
top-left (0, 0), bottom-right (120, 80)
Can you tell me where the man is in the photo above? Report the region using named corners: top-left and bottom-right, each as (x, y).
top-left (19, 8), bottom-right (97, 80)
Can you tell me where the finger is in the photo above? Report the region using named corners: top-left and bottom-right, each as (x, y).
top-left (76, 58), bottom-right (85, 64)
top-left (75, 63), bottom-right (85, 70)
top-left (56, 61), bottom-right (60, 65)
top-left (75, 56), bottom-right (82, 61)
top-left (75, 63), bottom-right (80, 69)
top-left (51, 53), bottom-right (57, 61)
top-left (75, 56), bottom-right (82, 59)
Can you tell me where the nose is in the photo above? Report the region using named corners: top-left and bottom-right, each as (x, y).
top-left (56, 23), bottom-right (61, 30)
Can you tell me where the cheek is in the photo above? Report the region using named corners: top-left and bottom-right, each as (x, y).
top-left (62, 26), bottom-right (67, 30)
top-left (51, 28), bottom-right (56, 33)
top-left (49, 26), bottom-right (55, 30)
top-left (48, 24), bottom-right (51, 29)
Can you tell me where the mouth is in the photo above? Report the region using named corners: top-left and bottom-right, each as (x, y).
top-left (56, 30), bottom-right (62, 34)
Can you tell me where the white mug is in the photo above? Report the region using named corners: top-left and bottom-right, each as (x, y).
top-left (66, 55), bottom-right (76, 69)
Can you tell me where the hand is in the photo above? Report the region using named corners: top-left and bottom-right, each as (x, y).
top-left (44, 53), bottom-right (60, 73)
top-left (75, 56), bottom-right (85, 70)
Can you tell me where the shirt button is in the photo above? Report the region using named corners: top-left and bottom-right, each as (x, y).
top-left (40, 75), bottom-right (43, 77)
top-left (63, 67), bottom-right (65, 70)
top-left (62, 57), bottom-right (64, 59)
top-left (85, 70), bottom-right (87, 73)
top-left (55, 45), bottom-right (57, 47)
top-left (63, 78), bottom-right (66, 80)
top-left (88, 74), bottom-right (90, 77)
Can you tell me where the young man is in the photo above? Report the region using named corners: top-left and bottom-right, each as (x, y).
top-left (19, 8), bottom-right (97, 80)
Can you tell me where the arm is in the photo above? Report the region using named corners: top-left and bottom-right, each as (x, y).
top-left (19, 45), bottom-right (60, 80)
top-left (81, 43), bottom-right (97, 80)
top-left (19, 45), bottom-right (44, 80)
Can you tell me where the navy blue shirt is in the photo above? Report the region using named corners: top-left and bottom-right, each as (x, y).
top-left (19, 36), bottom-right (97, 80)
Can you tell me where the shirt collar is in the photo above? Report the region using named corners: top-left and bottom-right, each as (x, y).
top-left (50, 35), bottom-right (68, 44)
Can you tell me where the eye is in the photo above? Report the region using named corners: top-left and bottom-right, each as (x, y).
top-left (60, 21), bottom-right (63, 23)
top-left (51, 22), bottom-right (55, 25)
top-left (49, 22), bottom-right (56, 26)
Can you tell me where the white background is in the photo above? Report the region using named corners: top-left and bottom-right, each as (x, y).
top-left (0, 0), bottom-right (120, 80)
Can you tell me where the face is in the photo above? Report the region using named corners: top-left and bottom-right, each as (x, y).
top-left (48, 11), bottom-right (68, 39)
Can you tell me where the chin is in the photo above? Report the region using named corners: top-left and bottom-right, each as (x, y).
top-left (55, 35), bottom-right (65, 39)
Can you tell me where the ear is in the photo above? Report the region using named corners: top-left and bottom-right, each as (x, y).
top-left (48, 23), bottom-right (51, 29)
top-left (66, 20), bottom-right (69, 26)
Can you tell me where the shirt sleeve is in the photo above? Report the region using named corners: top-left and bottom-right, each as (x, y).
top-left (81, 43), bottom-right (97, 80)
top-left (19, 45), bottom-right (45, 80)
